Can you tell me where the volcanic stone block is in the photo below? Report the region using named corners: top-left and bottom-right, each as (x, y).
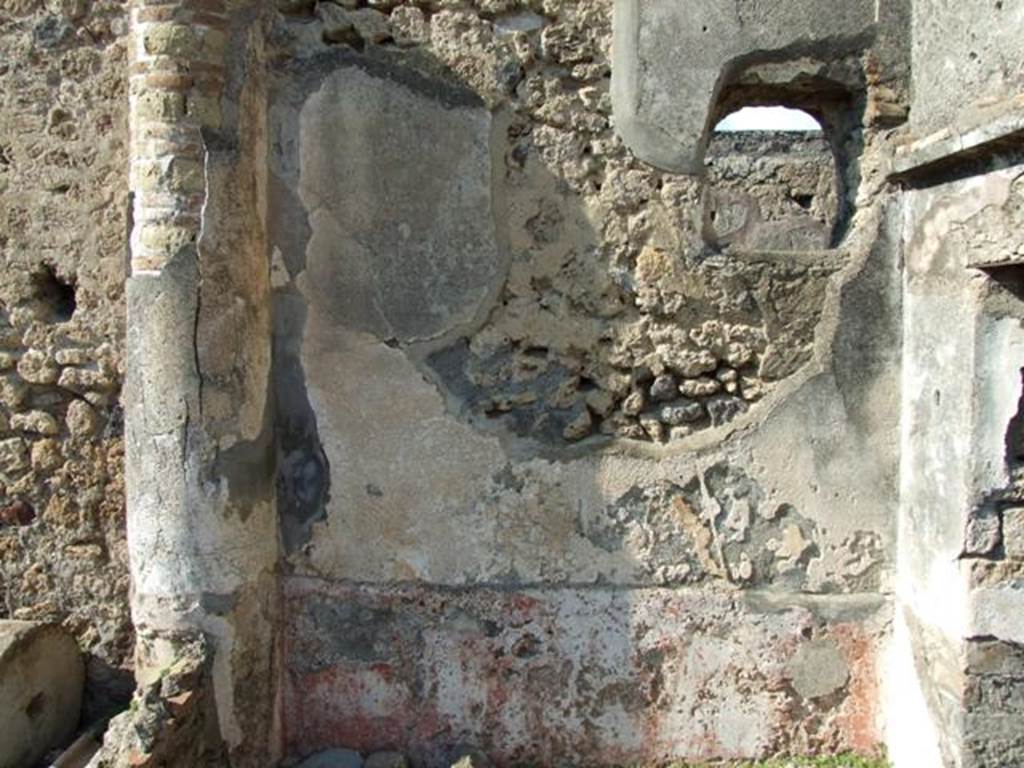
top-left (0, 621), bottom-right (84, 768)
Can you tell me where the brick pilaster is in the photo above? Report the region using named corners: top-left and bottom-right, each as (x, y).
top-left (129, 0), bottom-right (228, 273)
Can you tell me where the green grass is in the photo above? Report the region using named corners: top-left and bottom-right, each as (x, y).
top-left (663, 756), bottom-right (889, 768)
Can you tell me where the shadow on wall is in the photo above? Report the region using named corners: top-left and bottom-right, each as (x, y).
top-left (263, 6), bottom-right (889, 766)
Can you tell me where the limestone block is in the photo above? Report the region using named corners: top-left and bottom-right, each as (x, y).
top-left (389, 6), bottom-right (428, 46)
top-left (132, 90), bottom-right (186, 123)
top-left (1003, 507), bottom-right (1024, 560)
top-left (135, 157), bottom-right (205, 195)
top-left (0, 437), bottom-right (29, 475)
top-left (318, 5), bottom-right (391, 44)
top-left (142, 24), bottom-right (201, 58)
top-left (187, 91), bottom-right (222, 129)
top-left (17, 349), bottom-right (59, 385)
top-left (135, 223), bottom-right (195, 264)
top-left (965, 507), bottom-right (1002, 556)
top-left (141, 24), bottom-right (224, 62)
top-left (65, 400), bottom-right (97, 438)
top-left (0, 621), bottom-right (84, 768)
top-left (54, 349), bottom-right (91, 367)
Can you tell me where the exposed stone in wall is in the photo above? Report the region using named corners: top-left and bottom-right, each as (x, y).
top-left (270, 1), bottom-right (853, 454)
top-left (964, 638), bottom-right (1024, 768)
top-left (0, 0), bottom-right (131, 719)
top-left (266, 0), bottom-right (903, 763)
top-left (704, 130), bottom-right (838, 252)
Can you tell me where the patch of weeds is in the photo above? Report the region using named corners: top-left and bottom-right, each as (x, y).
top-left (661, 756), bottom-right (889, 768)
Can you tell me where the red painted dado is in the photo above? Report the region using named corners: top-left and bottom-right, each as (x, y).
top-left (281, 578), bottom-right (885, 767)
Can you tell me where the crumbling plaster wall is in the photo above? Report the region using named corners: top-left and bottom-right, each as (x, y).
top-left (0, 0), bottom-right (133, 720)
top-left (885, 3), bottom-right (1024, 767)
top-left (10, 0), bottom-right (998, 765)
top-left (910, 0), bottom-right (1024, 136)
top-left (894, 156), bottom-right (1024, 768)
top-left (265, 1), bottom-right (905, 764)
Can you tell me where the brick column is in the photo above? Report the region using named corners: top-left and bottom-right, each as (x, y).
top-left (124, 2), bottom-right (280, 765)
top-left (129, 0), bottom-right (227, 274)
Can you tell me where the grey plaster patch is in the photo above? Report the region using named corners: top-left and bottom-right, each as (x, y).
top-left (786, 639), bottom-right (850, 700)
top-left (290, 595), bottom-right (421, 674)
top-left (297, 65), bottom-right (504, 345)
top-left (274, 290), bottom-right (331, 554)
top-left (831, 198), bottom-right (902, 439)
top-left (296, 749), bottom-right (365, 768)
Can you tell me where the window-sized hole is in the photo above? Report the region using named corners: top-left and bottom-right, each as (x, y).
top-left (32, 264), bottom-right (77, 323)
top-left (704, 106), bottom-right (837, 253)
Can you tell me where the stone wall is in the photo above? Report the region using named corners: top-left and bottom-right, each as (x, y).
top-left (0, 0), bottom-right (131, 720)
top-left (704, 130), bottom-right (838, 252)
top-left (910, 0), bottom-right (1024, 135)
top-left (3, 1), bottom-right (1023, 767)
top-left (267, 1), bottom-right (902, 764)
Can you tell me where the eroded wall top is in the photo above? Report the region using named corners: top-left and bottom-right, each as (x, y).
top-left (612, 0), bottom-right (910, 173)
